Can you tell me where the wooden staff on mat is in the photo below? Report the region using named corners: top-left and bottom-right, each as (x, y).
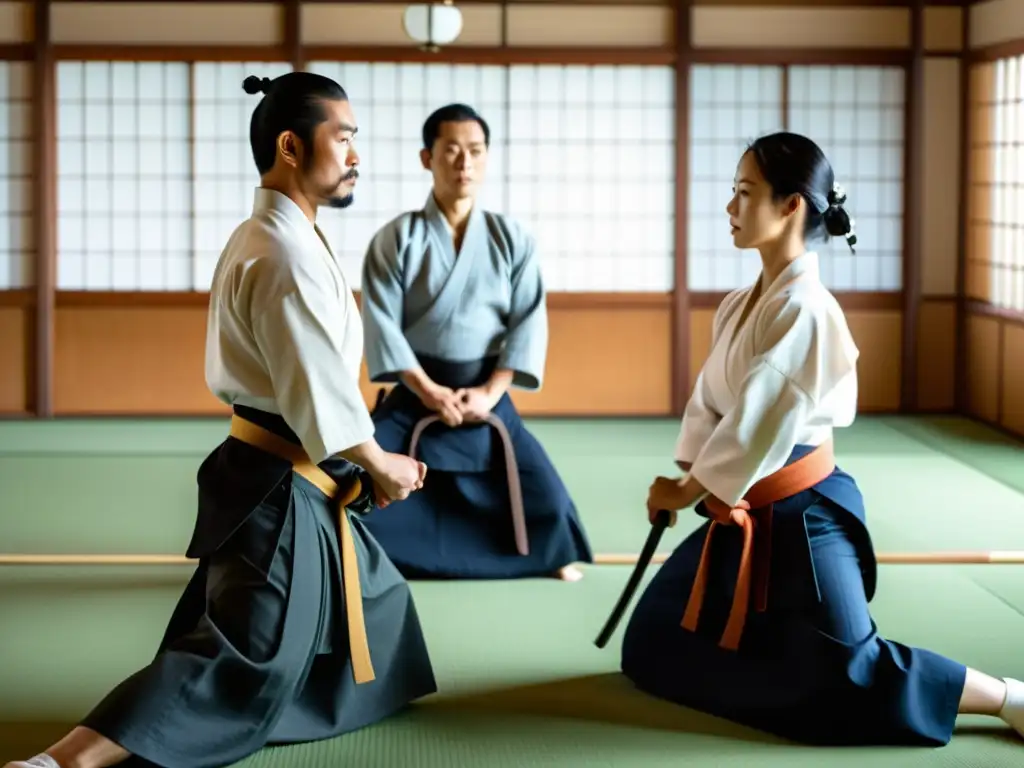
top-left (594, 551), bottom-right (1024, 565)
top-left (2, 551), bottom-right (1024, 567)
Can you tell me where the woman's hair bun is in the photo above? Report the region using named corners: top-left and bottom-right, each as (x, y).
top-left (823, 182), bottom-right (857, 252)
top-left (242, 75), bottom-right (272, 95)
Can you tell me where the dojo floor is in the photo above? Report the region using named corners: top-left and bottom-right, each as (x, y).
top-left (1, 415), bottom-right (1024, 766)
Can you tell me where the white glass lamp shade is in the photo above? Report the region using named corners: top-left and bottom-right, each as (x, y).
top-left (403, 3), bottom-right (463, 46)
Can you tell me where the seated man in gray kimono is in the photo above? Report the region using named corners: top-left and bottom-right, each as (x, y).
top-left (359, 103), bottom-right (593, 582)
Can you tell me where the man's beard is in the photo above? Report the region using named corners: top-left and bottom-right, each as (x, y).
top-left (326, 169), bottom-right (358, 209)
top-left (326, 193), bottom-right (354, 209)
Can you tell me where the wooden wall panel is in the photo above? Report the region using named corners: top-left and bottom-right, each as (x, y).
top-left (924, 6), bottom-right (963, 53)
top-left (302, 3), bottom-right (504, 47)
top-left (38, 2), bottom-right (978, 53)
top-left (960, 309), bottom-right (1024, 440)
top-left (965, 313), bottom-right (1000, 423)
top-left (917, 299), bottom-right (956, 411)
top-left (1001, 323), bottom-right (1024, 437)
top-left (0, 1), bottom-right (33, 43)
top-left (922, 57), bottom-right (961, 297)
top-left (691, 7), bottom-right (911, 49)
top-left (687, 308), bottom-right (715, 394)
top-left (49, 303), bottom-right (673, 416)
top-left (51, 2), bottom-right (283, 45)
top-left (0, 306), bottom-right (29, 414)
top-left (510, 306), bottom-right (672, 414)
top-left (505, 5), bottom-right (673, 47)
top-left (848, 311), bottom-right (902, 412)
top-left (53, 306), bottom-right (224, 415)
top-left (44, 302), bottom-right (912, 417)
top-left (46, 1), bottom-right (678, 49)
top-left (969, 0), bottom-right (1024, 50)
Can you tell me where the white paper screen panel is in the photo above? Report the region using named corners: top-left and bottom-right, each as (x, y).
top-left (788, 66), bottom-right (905, 291)
top-left (53, 60), bottom-right (676, 293)
top-left (192, 61), bottom-right (293, 291)
top-left (506, 64), bottom-right (675, 292)
top-left (986, 56), bottom-right (1024, 312)
top-left (0, 62), bottom-right (33, 289)
top-left (688, 64), bottom-right (905, 293)
top-left (306, 61), bottom-right (507, 291)
top-left (56, 61), bottom-right (191, 290)
top-left (688, 65), bottom-right (784, 291)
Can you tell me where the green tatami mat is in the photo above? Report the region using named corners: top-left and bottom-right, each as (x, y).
top-left (0, 418), bottom-right (230, 455)
top-left (0, 413), bottom-right (934, 456)
top-left (833, 454), bottom-right (1024, 552)
top-left (2, 565), bottom-right (1023, 766)
top-left (881, 415), bottom-right (1024, 494)
top-left (1, 417), bottom-right (1022, 557)
top-left (955, 564), bottom-right (1024, 616)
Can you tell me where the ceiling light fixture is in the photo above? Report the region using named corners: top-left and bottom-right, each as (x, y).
top-left (403, 1), bottom-right (463, 53)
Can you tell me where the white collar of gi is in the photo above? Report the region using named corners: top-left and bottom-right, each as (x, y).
top-left (252, 187), bottom-right (315, 230)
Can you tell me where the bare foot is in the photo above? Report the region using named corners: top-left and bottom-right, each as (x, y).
top-left (554, 564), bottom-right (584, 582)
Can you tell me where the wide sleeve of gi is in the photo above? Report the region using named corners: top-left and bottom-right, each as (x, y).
top-left (248, 256), bottom-right (375, 465)
top-left (674, 369), bottom-right (720, 468)
top-left (498, 228), bottom-right (548, 391)
top-left (687, 296), bottom-right (858, 507)
top-left (673, 291), bottom-right (738, 466)
top-left (360, 221), bottom-right (421, 383)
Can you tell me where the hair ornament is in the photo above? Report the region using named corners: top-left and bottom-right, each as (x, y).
top-left (828, 181), bottom-right (847, 207)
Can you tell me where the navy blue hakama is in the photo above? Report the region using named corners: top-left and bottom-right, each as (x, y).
top-left (362, 354), bottom-right (593, 579)
top-left (621, 445), bottom-right (967, 746)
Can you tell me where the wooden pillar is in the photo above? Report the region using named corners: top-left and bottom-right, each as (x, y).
top-left (901, 0), bottom-right (925, 411)
top-left (285, 0), bottom-right (303, 71)
top-left (32, 0), bottom-right (55, 418)
top-left (954, 5), bottom-right (972, 413)
top-left (671, 0), bottom-right (692, 416)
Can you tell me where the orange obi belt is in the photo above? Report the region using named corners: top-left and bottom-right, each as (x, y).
top-left (682, 440), bottom-right (836, 651)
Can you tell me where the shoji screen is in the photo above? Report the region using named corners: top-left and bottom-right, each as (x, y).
top-left (306, 61), bottom-right (507, 290)
top-left (968, 55), bottom-right (1024, 312)
top-left (505, 64), bottom-right (676, 292)
top-left (54, 59), bottom-right (677, 294)
top-left (308, 61), bottom-right (675, 293)
top-left (56, 61), bottom-right (192, 290)
top-left (688, 65), bottom-right (784, 291)
top-left (688, 64), bottom-right (906, 293)
top-left (0, 61), bottom-right (32, 290)
top-left (967, 62), bottom-right (994, 304)
top-left (788, 65), bottom-right (906, 291)
top-left (192, 61), bottom-right (293, 290)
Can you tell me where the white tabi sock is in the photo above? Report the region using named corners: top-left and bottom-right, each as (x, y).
top-left (4, 757), bottom-right (60, 768)
top-left (999, 677), bottom-right (1024, 738)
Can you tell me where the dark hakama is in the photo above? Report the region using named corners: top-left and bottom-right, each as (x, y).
top-left (79, 405), bottom-right (437, 768)
top-left (362, 353), bottom-right (593, 579)
top-left (621, 445), bottom-right (967, 747)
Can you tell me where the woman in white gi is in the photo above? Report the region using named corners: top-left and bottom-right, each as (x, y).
top-left (621, 132), bottom-right (1024, 746)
